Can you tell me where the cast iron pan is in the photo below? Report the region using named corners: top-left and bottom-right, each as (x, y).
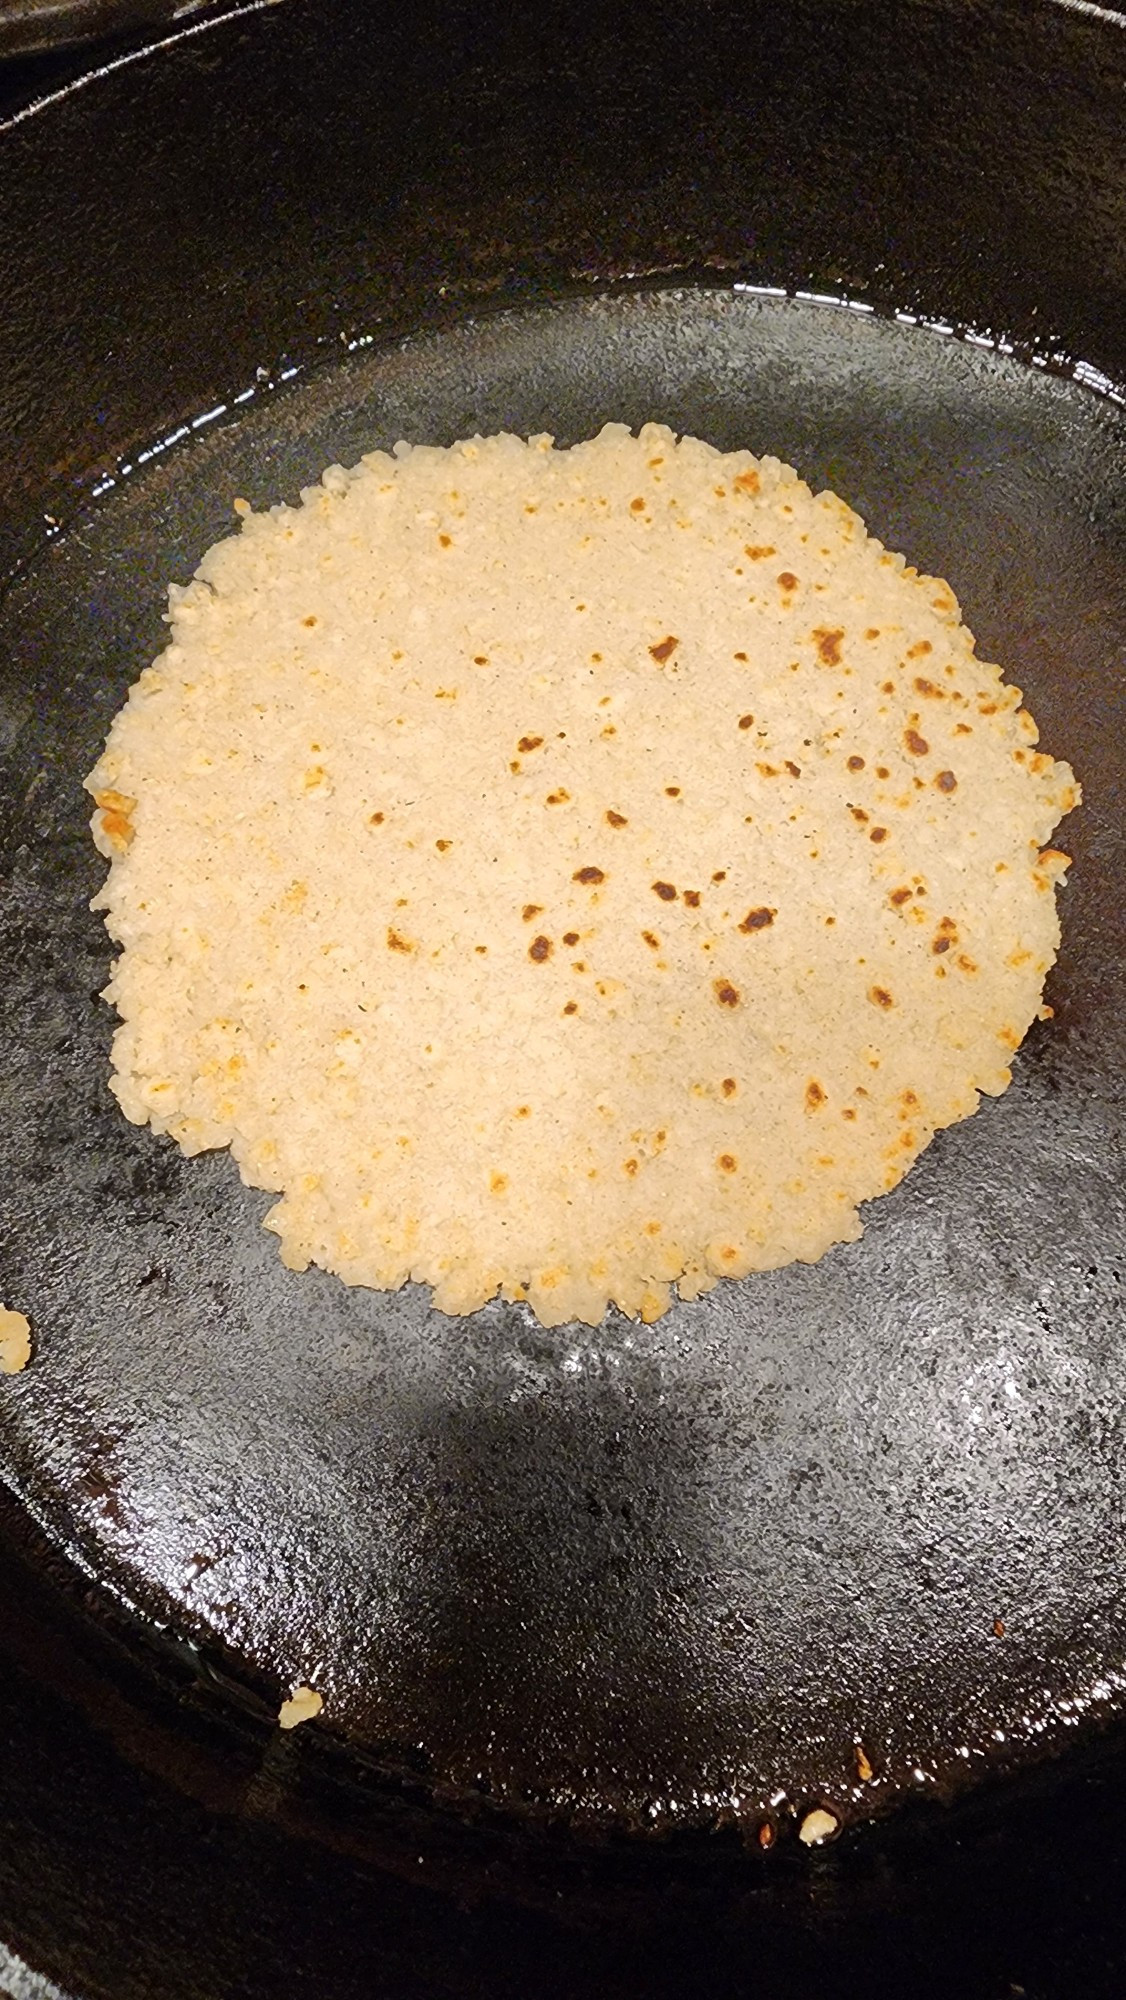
top-left (0, 0), bottom-right (227, 59)
top-left (1, 2), bottom-right (1125, 1994)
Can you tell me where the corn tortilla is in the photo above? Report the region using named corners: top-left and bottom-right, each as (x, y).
top-left (87, 424), bottom-right (1079, 1327)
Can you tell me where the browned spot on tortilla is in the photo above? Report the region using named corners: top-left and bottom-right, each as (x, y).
top-left (739, 906), bottom-right (775, 932)
top-left (812, 627), bottom-right (844, 667)
top-left (528, 935), bottom-right (552, 962)
top-left (805, 1080), bottom-right (827, 1109)
top-left (714, 979), bottom-right (740, 1007)
top-left (605, 809), bottom-right (628, 827)
top-left (98, 808), bottom-right (135, 847)
top-left (648, 635), bottom-right (679, 664)
top-left (935, 770), bottom-right (957, 792)
top-left (869, 986), bottom-right (894, 1008)
top-left (573, 866), bottom-right (605, 884)
top-left (387, 928), bottom-right (414, 954)
top-left (905, 728), bottom-right (929, 756)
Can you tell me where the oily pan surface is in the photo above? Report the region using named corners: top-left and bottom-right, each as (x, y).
top-left (86, 423), bottom-right (1077, 1328)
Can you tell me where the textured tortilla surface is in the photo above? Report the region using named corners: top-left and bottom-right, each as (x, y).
top-left (87, 424), bottom-right (1078, 1327)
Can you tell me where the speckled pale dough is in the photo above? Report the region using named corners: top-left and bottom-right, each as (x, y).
top-left (86, 425), bottom-right (1079, 1329)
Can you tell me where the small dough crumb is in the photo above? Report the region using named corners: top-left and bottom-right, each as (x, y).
top-left (0, 1307), bottom-right (31, 1374)
top-left (798, 1806), bottom-right (840, 1847)
top-left (278, 1684), bottom-right (323, 1730)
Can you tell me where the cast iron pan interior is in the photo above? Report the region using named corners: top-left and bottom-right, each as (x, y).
top-left (0, 0), bottom-right (219, 59)
top-left (1, 286), bottom-right (1124, 1847)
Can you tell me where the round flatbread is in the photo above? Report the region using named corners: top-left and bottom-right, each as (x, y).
top-left (87, 423), bottom-right (1078, 1326)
